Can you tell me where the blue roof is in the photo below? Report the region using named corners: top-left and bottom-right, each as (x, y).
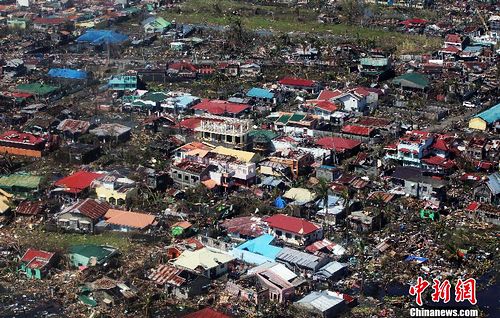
top-left (176, 95), bottom-right (199, 108)
top-left (463, 46), bottom-right (482, 52)
top-left (247, 87), bottom-right (274, 99)
top-left (76, 29), bottom-right (128, 45)
top-left (487, 172), bottom-right (500, 195)
top-left (261, 176), bottom-right (283, 188)
top-left (474, 103), bottom-right (500, 124)
top-left (48, 68), bottom-right (88, 80)
top-left (316, 195), bottom-right (342, 208)
top-left (236, 234), bottom-right (283, 259)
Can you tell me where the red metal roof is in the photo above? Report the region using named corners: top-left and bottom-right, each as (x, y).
top-left (21, 248), bottom-right (54, 264)
top-left (33, 17), bottom-right (66, 25)
top-left (183, 237), bottom-right (205, 250)
top-left (178, 117), bottom-right (202, 130)
top-left (182, 308), bottom-right (230, 318)
top-left (341, 125), bottom-right (374, 136)
top-left (445, 34), bottom-right (462, 43)
top-left (264, 214), bottom-right (319, 235)
top-left (16, 201), bottom-right (44, 215)
top-left (67, 198), bottom-right (110, 220)
top-left (57, 119), bottom-right (91, 134)
top-left (220, 216), bottom-right (265, 238)
top-left (169, 61), bottom-right (197, 72)
top-left (192, 99), bottom-right (250, 115)
top-left (317, 89), bottom-right (342, 100)
top-left (1, 91), bottom-right (33, 99)
top-left (422, 156), bottom-right (456, 169)
top-left (0, 130), bottom-right (45, 146)
top-left (315, 137), bottom-right (362, 152)
top-left (54, 171), bottom-right (103, 193)
top-left (400, 18), bottom-right (428, 26)
top-left (310, 100), bottom-right (338, 112)
top-left (432, 138), bottom-right (450, 151)
top-left (384, 143), bottom-right (397, 150)
top-left (355, 117), bottom-right (391, 128)
top-left (279, 77), bottom-right (315, 87)
top-left (440, 46), bottom-right (461, 54)
top-left (305, 238), bottom-right (338, 253)
top-left (477, 161), bottom-right (493, 170)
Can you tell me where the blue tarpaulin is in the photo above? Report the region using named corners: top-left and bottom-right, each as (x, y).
top-left (76, 29), bottom-right (128, 45)
top-left (405, 255), bottom-right (428, 263)
top-left (48, 68), bottom-right (88, 80)
top-left (274, 196), bottom-right (286, 209)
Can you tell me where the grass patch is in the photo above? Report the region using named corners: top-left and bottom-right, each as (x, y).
top-left (160, 0), bottom-right (441, 54)
top-left (15, 228), bottom-right (136, 254)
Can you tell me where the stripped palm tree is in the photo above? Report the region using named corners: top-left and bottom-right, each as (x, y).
top-left (315, 177), bottom-right (331, 237)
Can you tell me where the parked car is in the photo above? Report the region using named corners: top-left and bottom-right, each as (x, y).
top-left (463, 101), bottom-right (476, 108)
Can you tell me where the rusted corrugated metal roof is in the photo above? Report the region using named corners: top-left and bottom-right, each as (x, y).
top-left (148, 264), bottom-right (186, 286)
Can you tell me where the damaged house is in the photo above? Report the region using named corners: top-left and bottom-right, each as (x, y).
top-left (474, 172), bottom-right (500, 206)
top-left (228, 262), bottom-right (303, 304)
top-left (56, 198), bottom-right (110, 233)
top-left (390, 166), bottom-right (447, 201)
top-left (265, 214), bottom-right (323, 247)
top-left (148, 264), bottom-right (210, 299)
top-left (19, 248), bottom-right (56, 280)
top-left (173, 248), bottom-right (235, 279)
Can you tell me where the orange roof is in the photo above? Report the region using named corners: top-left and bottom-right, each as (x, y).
top-left (172, 221), bottom-right (192, 229)
top-left (202, 179), bottom-right (217, 189)
top-left (180, 141), bottom-right (212, 152)
top-left (104, 209), bottom-right (156, 229)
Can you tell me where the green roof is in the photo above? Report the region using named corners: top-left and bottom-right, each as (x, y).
top-left (69, 245), bottom-right (115, 261)
top-left (142, 91), bottom-right (169, 102)
top-left (248, 129), bottom-right (278, 140)
top-left (16, 83), bottom-right (59, 96)
top-left (149, 17), bottom-right (171, 29)
top-left (276, 114), bottom-right (291, 124)
top-left (0, 174), bottom-right (42, 190)
top-left (392, 73), bottom-right (429, 89)
top-left (289, 113), bottom-right (306, 122)
top-left (78, 294), bottom-right (97, 307)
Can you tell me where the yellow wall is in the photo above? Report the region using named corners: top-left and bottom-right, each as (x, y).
top-left (95, 186), bottom-right (137, 203)
top-left (469, 117), bottom-right (487, 131)
top-left (75, 21), bottom-right (95, 28)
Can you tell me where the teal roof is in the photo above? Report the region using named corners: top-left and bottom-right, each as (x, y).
top-left (145, 17), bottom-right (171, 29)
top-left (108, 75), bottom-right (137, 85)
top-left (78, 294), bottom-right (97, 307)
top-left (247, 87), bottom-right (274, 99)
top-left (16, 83), bottom-right (59, 96)
top-left (475, 103), bottom-right (500, 124)
top-left (392, 73), bottom-right (429, 89)
top-left (69, 245), bottom-right (114, 261)
top-left (360, 57), bottom-right (389, 67)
